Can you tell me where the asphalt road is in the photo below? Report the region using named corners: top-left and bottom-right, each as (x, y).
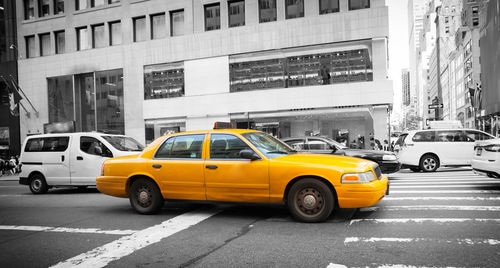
top-left (1, 168), bottom-right (499, 268)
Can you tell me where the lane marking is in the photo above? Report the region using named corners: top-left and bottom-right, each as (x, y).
top-left (389, 178), bottom-right (493, 182)
top-left (360, 205), bottom-right (500, 212)
top-left (390, 190), bottom-right (500, 194)
top-left (50, 209), bottom-right (220, 268)
top-left (327, 263), bottom-right (461, 268)
top-left (344, 237), bottom-right (500, 245)
top-left (383, 196), bottom-right (500, 201)
top-left (389, 180), bottom-right (500, 185)
top-left (350, 218), bottom-right (500, 225)
top-left (0, 225), bottom-right (137, 235)
top-left (390, 185), bottom-right (500, 189)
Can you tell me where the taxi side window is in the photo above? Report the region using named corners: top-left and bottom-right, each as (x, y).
top-left (155, 135), bottom-right (204, 159)
top-left (80, 136), bottom-right (113, 157)
top-left (210, 134), bottom-right (253, 159)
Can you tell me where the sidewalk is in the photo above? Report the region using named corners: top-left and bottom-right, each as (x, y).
top-left (0, 173), bottom-right (20, 181)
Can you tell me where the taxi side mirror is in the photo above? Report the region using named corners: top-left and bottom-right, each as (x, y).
top-left (239, 149), bottom-right (260, 161)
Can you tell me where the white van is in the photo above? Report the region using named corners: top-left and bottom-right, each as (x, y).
top-left (396, 129), bottom-right (495, 172)
top-left (19, 132), bottom-right (144, 194)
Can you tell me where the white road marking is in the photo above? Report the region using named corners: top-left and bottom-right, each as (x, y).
top-left (350, 218), bottom-right (500, 225)
top-left (344, 237), bottom-right (500, 245)
top-left (363, 205), bottom-right (500, 211)
top-left (0, 225), bottom-right (137, 235)
top-left (383, 196), bottom-right (500, 201)
top-left (390, 185), bottom-right (500, 189)
top-left (327, 262), bottom-right (462, 268)
top-left (389, 177), bottom-right (488, 181)
top-left (390, 190), bottom-right (500, 194)
top-left (389, 180), bottom-right (500, 185)
top-left (50, 209), bottom-right (220, 268)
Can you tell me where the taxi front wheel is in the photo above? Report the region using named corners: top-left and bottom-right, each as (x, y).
top-left (287, 178), bottom-right (335, 223)
top-left (129, 178), bottom-right (164, 214)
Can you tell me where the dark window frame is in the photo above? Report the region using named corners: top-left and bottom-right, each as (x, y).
top-left (133, 16), bottom-right (147, 42)
top-left (228, 0), bottom-right (245, 28)
top-left (39, 32), bottom-right (51, 56)
top-left (150, 12), bottom-right (167, 39)
top-left (285, 0), bottom-right (304, 19)
top-left (91, 23), bottom-right (106, 48)
top-left (109, 20), bottom-right (122, 46)
top-left (348, 0), bottom-right (370, 11)
top-left (170, 9), bottom-right (185, 36)
top-left (258, 0), bottom-right (277, 23)
top-left (319, 0), bottom-right (340, 15)
top-left (25, 35), bottom-right (36, 58)
top-left (204, 2), bottom-right (221, 31)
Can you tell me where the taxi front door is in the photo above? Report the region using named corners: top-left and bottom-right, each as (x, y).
top-left (204, 134), bottom-right (269, 203)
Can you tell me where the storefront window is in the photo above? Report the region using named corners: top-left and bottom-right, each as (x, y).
top-left (230, 48), bottom-right (373, 92)
top-left (74, 73), bottom-right (95, 132)
top-left (48, 75), bottom-right (74, 124)
top-left (144, 62), bottom-right (184, 99)
top-left (145, 120), bottom-right (185, 145)
top-left (258, 0), bottom-right (277, 23)
top-left (228, 0), bottom-right (245, 27)
top-left (204, 3), bottom-right (220, 31)
top-left (95, 69), bottom-right (124, 134)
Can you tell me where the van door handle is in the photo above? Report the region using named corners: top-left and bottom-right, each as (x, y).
top-left (152, 164), bottom-right (162, 169)
top-left (76, 156), bottom-right (83, 160)
top-left (205, 165), bottom-right (218, 169)
top-left (61, 155), bottom-right (65, 162)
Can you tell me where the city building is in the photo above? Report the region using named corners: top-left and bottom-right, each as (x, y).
top-left (479, 0), bottom-right (500, 136)
top-left (402, 69), bottom-right (410, 106)
top-left (15, 0), bottom-right (392, 149)
top-left (0, 0), bottom-right (21, 158)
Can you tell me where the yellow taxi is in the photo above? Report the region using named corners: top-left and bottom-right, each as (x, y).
top-left (97, 124), bottom-right (389, 222)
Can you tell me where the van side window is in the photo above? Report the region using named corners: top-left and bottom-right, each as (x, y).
top-left (155, 135), bottom-right (204, 159)
top-left (80, 136), bottom-right (113, 157)
top-left (435, 130), bottom-right (466, 142)
top-left (412, 131), bottom-right (436, 142)
top-left (25, 137), bottom-right (70, 152)
top-left (465, 130), bottom-right (493, 141)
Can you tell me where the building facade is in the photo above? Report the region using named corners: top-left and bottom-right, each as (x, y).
top-left (15, 0), bottom-right (392, 148)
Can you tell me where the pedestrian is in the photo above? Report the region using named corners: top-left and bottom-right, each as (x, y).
top-left (319, 64), bottom-right (331, 85)
top-left (8, 156), bottom-right (16, 175)
top-left (383, 140), bottom-right (389, 151)
top-left (390, 141), bottom-right (395, 151)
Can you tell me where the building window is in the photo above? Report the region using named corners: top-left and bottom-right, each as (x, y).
top-left (471, 6), bottom-right (479, 15)
top-left (229, 48), bottom-right (373, 92)
top-left (144, 62), bottom-right (184, 99)
top-left (39, 33), bottom-right (51, 56)
top-left (349, 0), bottom-right (370, 10)
top-left (25, 35), bottom-right (35, 58)
top-left (54, 0), bottom-right (64, 14)
top-left (444, 16), bottom-right (449, 23)
top-left (91, 0), bottom-right (105, 8)
top-left (109, 21), bottom-right (122, 45)
top-left (108, 0), bottom-right (120, 3)
top-left (228, 0), bottom-right (245, 27)
top-left (55, 30), bottom-right (65, 54)
top-left (285, 0), bottom-right (304, 19)
top-left (258, 0), bottom-right (277, 23)
top-left (24, 0), bottom-right (35, 20)
top-left (472, 17), bottom-right (479, 26)
top-left (38, 0), bottom-right (50, 17)
top-left (76, 27), bottom-right (88, 51)
top-left (151, 13), bottom-right (166, 39)
top-left (75, 0), bottom-right (87, 10)
top-left (95, 69), bottom-right (124, 134)
top-left (133, 16), bottom-right (147, 42)
top-left (445, 26), bottom-right (449, 34)
top-left (170, 9), bottom-right (184, 36)
top-left (204, 3), bottom-right (221, 31)
top-left (319, 0), bottom-right (339, 14)
top-left (74, 72), bottom-right (95, 132)
top-left (48, 75), bottom-right (74, 124)
top-left (92, 24), bottom-right (106, 48)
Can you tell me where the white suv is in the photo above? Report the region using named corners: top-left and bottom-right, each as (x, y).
top-left (396, 129), bottom-right (495, 172)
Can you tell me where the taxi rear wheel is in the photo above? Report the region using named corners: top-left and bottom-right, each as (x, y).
top-left (129, 178), bottom-right (164, 214)
top-left (287, 178), bottom-right (334, 223)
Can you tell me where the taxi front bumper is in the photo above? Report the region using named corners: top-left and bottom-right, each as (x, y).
top-left (336, 176), bottom-right (389, 208)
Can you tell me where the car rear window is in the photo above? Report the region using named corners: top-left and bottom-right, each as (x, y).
top-left (24, 137), bottom-right (70, 152)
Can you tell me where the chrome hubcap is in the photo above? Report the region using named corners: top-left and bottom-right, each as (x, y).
top-left (139, 191), bottom-right (149, 203)
top-left (423, 158), bottom-right (436, 170)
top-left (303, 195), bottom-right (317, 209)
top-left (136, 185), bottom-right (152, 207)
top-left (32, 179), bottom-right (41, 191)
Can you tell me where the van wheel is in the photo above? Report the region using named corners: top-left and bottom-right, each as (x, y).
top-left (129, 178), bottom-right (164, 214)
top-left (420, 155), bottom-right (439, 172)
top-left (287, 178), bottom-right (334, 223)
top-left (29, 174), bottom-right (48, 194)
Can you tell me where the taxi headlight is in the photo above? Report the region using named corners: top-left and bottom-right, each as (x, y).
top-left (382, 154), bottom-right (397, 161)
top-left (341, 171), bottom-right (377, 183)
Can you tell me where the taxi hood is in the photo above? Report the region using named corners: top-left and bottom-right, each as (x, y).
top-left (271, 153), bottom-right (376, 173)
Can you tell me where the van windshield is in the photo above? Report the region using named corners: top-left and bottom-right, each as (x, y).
top-left (102, 136), bottom-right (144, 152)
top-left (395, 133), bottom-right (408, 146)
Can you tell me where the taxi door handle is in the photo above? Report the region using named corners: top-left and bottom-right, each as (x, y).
top-left (152, 164), bottom-right (162, 169)
top-left (205, 165), bottom-right (218, 169)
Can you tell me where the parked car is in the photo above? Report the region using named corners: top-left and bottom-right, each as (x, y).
top-left (97, 128), bottom-right (388, 223)
top-left (396, 129), bottom-right (495, 172)
top-left (281, 136), bottom-right (400, 174)
top-left (19, 132), bottom-right (144, 194)
top-left (472, 138), bottom-right (500, 178)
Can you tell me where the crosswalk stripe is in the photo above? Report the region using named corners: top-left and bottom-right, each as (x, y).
top-left (361, 205), bottom-right (500, 211)
top-left (390, 190), bottom-right (500, 194)
top-left (50, 209), bottom-right (220, 268)
top-left (389, 178), bottom-right (492, 182)
top-left (390, 181), bottom-right (500, 185)
top-left (350, 218), bottom-right (500, 225)
top-left (344, 237), bottom-right (500, 245)
top-left (0, 225), bottom-right (138, 235)
top-left (390, 184), bottom-right (499, 189)
top-left (327, 263), bottom-right (461, 268)
top-left (383, 196), bottom-right (500, 201)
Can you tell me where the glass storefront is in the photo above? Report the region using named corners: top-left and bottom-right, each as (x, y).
top-left (145, 120), bottom-right (185, 145)
top-left (144, 62), bottom-right (184, 99)
top-left (230, 48), bottom-right (373, 93)
top-left (96, 69), bottom-right (124, 134)
top-left (48, 75), bottom-right (73, 124)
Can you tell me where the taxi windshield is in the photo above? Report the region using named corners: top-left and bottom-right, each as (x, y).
top-left (242, 132), bottom-right (296, 158)
top-left (102, 136), bottom-right (145, 152)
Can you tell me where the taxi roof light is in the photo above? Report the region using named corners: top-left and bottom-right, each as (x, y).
top-left (214, 122), bottom-right (235, 129)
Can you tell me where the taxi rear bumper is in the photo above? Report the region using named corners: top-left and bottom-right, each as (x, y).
top-left (96, 176), bottom-right (128, 198)
top-left (336, 176), bottom-right (389, 208)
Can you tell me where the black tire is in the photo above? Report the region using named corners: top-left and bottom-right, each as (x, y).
top-left (487, 173), bottom-right (500, 179)
top-left (77, 186), bottom-right (88, 190)
top-left (419, 154), bottom-right (439, 172)
top-left (287, 178), bottom-right (335, 223)
top-left (409, 167), bottom-right (421, 172)
top-left (29, 173), bottom-right (48, 194)
top-left (129, 178), bottom-right (164, 214)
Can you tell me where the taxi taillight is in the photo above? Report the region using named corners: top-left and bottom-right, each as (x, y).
top-left (100, 162), bottom-right (105, 176)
